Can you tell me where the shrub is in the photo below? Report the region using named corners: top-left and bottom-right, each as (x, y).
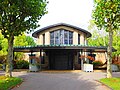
top-left (92, 61), bottom-right (103, 66)
top-left (15, 60), bottom-right (29, 69)
top-left (0, 64), bottom-right (2, 69)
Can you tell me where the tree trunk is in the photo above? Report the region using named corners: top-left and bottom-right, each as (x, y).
top-left (107, 30), bottom-right (113, 78)
top-left (5, 35), bottom-right (14, 77)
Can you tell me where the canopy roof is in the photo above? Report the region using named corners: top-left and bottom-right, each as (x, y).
top-left (32, 23), bottom-right (92, 38)
top-left (14, 45), bottom-right (112, 53)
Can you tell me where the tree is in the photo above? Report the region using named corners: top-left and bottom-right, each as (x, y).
top-left (0, 33), bottom-right (36, 64)
top-left (0, 33), bottom-right (8, 64)
top-left (0, 0), bottom-right (47, 77)
top-left (0, 32), bottom-right (8, 56)
top-left (14, 34), bottom-right (36, 46)
top-left (88, 31), bottom-right (108, 46)
top-left (112, 30), bottom-right (120, 56)
top-left (93, 0), bottom-right (120, 78)
top-left (14, 34), bottom-right (36, 60)
top-left (25, 36), bottom-right (36, 46)
top-left (88, 20), bottom-right (108, 46)
top-left (88, 20), bottom-right (120, 56)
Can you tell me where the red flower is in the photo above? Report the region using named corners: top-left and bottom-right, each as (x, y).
top-left (80, 55), bottom-right (95, 61)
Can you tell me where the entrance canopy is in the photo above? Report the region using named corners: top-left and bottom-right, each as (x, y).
top-left (13, 45), bottom-right (111, 53)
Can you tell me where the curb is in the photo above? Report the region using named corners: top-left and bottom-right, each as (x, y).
top-left (95, 80), bottom-right (113, 90)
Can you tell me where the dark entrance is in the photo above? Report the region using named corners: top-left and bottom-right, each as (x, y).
top-left (49, 50), bottom-right (74, 70)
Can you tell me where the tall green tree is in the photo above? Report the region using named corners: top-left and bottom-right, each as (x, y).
top-left (0, 32), bottom-right (7, 63)
top-left (0, 33), bottom-right (36, 64)
top-left (25, 36), bottom-right (36, 46)
top-left (93, 0), bottom-right (120, 78)
top-left (0, 0), bottom-right (47, 77)
top-left (14, 34), bottom-right (36, 46)
top-left (88, 31), bottom-right (108, 46)
top-left (14, 34), bottom-right (36, 60)
top-left (88, 20), bottom-right (107, 46)
top-left (0, 32), bottom-right (8, 56)
top-left (88, 20), bottom-right (120, 56)
top-left (88, 20), bottom-right (108, 46)
top-left (112, 30), bottom-right (120, 56)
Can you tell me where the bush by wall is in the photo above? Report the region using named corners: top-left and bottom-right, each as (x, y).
top-left (14, 60), bottom-right (29, 69)
top-left (0, 64), bottom-right (2, 69)
top-left (92, 61), bottom-right (103, 66)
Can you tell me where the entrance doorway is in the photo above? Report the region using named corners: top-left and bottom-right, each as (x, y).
top-left (49, 50), bottom-right (73, 70)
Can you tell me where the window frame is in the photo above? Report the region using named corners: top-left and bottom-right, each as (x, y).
top-left (50, 29), bottom-right (73, 45)
top-left (78, 34), bottom-right (80, 44)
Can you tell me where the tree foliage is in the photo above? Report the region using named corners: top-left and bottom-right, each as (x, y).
top-left (88, 20), bottom-right (109, 46)
top-left (14, 34), bottom-right (36, 60)
top-left (25, 36), bottom-right (36, 46)
top-left (112, 30), bottom-right (120, 56)
top-left (88, 32), bottom-right (108, 46)
top-left (88, 28), bottom-right (120, 56)
top-left (14, 34), bottom-right (36, 46)
top-left (0, 0), bottom-right (48, 37)
top-left (0, 33), bottom-right (36, 63)
top-left (88, 20), bottom-right (120, 56)
top-left (93, 0), bottom-right (120, 31)
top-left (0, 0), bottom-right (47, 77)
top-left (92, 0), bottom-right (120, 78)
top-left (0, 32), bottom-right (8, 56)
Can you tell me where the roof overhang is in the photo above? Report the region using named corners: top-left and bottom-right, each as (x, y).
top-left (32, 23), bottom-right (92, 38)
top-left (14, 45), bottom-right (115, 53)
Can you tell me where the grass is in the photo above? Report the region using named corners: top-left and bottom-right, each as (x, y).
top-left (0, 76), bottom-right (22, 90)
top-left (100, 77), bottom-right (120, 90)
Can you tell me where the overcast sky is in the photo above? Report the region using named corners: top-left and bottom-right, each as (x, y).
top-left (37, 0), bottom-right (94, 30)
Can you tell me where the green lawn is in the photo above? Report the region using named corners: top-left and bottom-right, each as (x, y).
top-left (100, 78), bottom-right (120, 90)
top-left (0, 76), bottom-right (22, 90)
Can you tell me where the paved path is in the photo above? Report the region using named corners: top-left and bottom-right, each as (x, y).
top-left (1, 71), bottom-right (120, 90)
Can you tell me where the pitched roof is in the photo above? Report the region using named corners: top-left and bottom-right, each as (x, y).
top-left (32, 23), bottom-right (92, 38)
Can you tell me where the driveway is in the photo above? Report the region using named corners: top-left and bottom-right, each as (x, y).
top-left (1, 71), bottom-right (119, 90)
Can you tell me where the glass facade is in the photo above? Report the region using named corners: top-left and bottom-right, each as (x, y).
top-left (50, 30), bottom-right (73, 45)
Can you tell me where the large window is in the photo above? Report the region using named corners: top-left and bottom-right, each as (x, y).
top-left (50, 30), bottom-right (73, 45)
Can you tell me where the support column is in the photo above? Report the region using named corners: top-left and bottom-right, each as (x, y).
top-left (40, 49), bottom-right (42, 70)
top-left (29, 52), bottom-right (33, 62)
top-left (84, 36), bottom-right (87, 45)
top-left (85, 52), bottom-right (88, 63)
top-left (45, 32), bottom-right (50, 45)
top-left (37, 35), bottom-right (43, 45)
top-left (80, 34), bottom-right (84, 45)
top-left (80, 50), bottom-right (84, 71)
top-left (73, 31), bottom-right (78, 45)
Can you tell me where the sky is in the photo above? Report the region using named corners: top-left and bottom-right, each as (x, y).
top-left (37, 0), bottom-right (94, 30)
